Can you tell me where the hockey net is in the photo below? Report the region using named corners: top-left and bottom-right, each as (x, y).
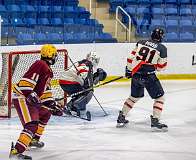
top-left (0, 49), bottom-right (68, 118)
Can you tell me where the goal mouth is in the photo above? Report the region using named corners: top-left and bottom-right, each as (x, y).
top-left (0, 49), bottom-right (68, 118)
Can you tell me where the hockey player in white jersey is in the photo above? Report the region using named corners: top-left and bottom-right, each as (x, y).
top-left (116, 28), bottom-right (168, 131)
top-left (59, 52), bottom-right (107, 117)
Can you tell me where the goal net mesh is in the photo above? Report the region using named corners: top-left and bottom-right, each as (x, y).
top-left (0, 49), bottom-right (68, 118)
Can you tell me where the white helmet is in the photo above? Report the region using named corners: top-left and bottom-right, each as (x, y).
top-left (86, 51), bottom-right (100, 67)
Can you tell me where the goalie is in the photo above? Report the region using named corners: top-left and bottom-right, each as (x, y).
top-left (59, 51), bottom-right (107, 117)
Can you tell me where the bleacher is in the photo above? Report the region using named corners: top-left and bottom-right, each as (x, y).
top-left (109, 0), bottom-right (196, 42)
top-left (0, 0), bottom-right (117, 45)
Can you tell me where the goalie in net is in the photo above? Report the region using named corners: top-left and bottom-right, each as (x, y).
top-left (9, 44), bottom-right (63, 160)
top-left (59, 51), bottom-right (107, 117)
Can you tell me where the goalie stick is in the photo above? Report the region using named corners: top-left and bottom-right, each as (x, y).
top-left (55, 76), bottom-right (124, 101)
top-left (62, 110), bottom-right (91, 121)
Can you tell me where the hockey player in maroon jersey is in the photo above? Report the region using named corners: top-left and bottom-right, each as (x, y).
top-left (59, 52), bottom-right (107, 117)
top-left (9, 44), bottom-right (63, 160)
top-left (116, 28), bottom-right (168, 131)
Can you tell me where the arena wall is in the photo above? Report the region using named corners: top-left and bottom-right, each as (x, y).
top-left (0, 43), bottom-right (196, 80)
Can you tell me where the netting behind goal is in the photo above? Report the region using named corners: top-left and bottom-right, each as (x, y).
top-left (0, 49), bottom-right (68, 118)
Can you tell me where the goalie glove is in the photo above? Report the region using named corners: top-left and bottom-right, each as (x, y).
top-left (43, 100), bottom-right (63, 116)
top-left (125, 66), bottom-right (132, 79)
top-left (26, 91), bottom-right (41, 106)
top-left (93, 68), bottom-right (107, 84)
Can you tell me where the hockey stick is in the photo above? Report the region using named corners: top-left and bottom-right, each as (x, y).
top-left (66, 53), bottom-right (109, 116)
top-left (55, 76), bottom-right (124, 101)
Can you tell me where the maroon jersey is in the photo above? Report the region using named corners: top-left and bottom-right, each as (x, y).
top-left (13, 60), bottom-right (54, 102)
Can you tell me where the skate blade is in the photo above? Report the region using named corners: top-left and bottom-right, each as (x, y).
top-left (151, 127), bottom-right (168, 132)
top-left (116, 123), bottom-right (128, 128)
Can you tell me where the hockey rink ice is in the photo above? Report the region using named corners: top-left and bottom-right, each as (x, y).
top-left (0, 80), bottom-right (196, 160)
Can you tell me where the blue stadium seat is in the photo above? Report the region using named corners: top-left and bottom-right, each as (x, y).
top-left (193, 0), bottom-right (196, 4)
top-left (150, 19), bottom-right (165, 30)
top-left (74, 18), bottom-right (87, 25)
top-left (46, 33), bottom-right (63, 44)
top-left (64, 32), bottom-right (74, 43)
top-left (165, 19), bottom-right (178, 32)
top-left (65, 0), bottom-right (79, 7)
top-left (151, 0), bottom-right (164, 4)
top-left (0, 5), bottom-right (8, 18)
top-left (64, 6), bottom-right (77, 18)
top-left (152, 7), bottom-right (165, 16)
top-left (20, 5), bottom-right (36, 12)
top-left (6, 4), bottom-right (21, 12)
top-left (64, 18), bottom-right (74, 24)
top-left (166, 15), bottom-right (179, 20)
top-left (165, 0), bottom-right (178, 4)
top-left (165, 32), bottom-right (179, 42)
top-left (16, 33), bottom-right (34, 45)
top-left (5, 0), bottom-right (28, 5)
top-left (124, 0), bottom-right (138, 7)
top-left (165, 7), bottom-right (178, 15)
top-left (179, 19), bottom-right (193, 32)
top-left (180, 32), bottom-right (194, 42)
top-left (98, 33), bottom-right (117, 43)
top-left (180, 8), bottom-right (192, 16)
top-left (178, 0), bottom-right (191, 5)
top-left (24, 18), bottom-right (37, 26)
top-left (37, 18), bottom-right (50, 25)
top-left (7, 4), bottom-right (23, 18)
top-left (77, 7), bottom-right (91, 18)
top-left (137, 6), bottom-right (151, 16)
top-left (34, 33), bottom-right (47, 44)
top-left (138, 0), bottom-right (150, 4)
top-left (51, 6), bottom-right (63, 18)
top-left (192, 7), bottom-right (196, 16)
top-left (51, 18), bottom-right (63, 26)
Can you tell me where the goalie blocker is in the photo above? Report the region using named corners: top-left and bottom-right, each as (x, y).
top-left (59, 51), bottom-right (107, 116)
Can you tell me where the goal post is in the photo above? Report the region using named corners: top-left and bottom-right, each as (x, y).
top-left (0, 49), bottom-right (68, 118)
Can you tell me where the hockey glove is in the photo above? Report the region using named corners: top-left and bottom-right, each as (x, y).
top-left (44, 100), bottom-right (63, 116)
top-left (26, 91), bottom-right (41, 106)
top-left (93, 68), bottom-right (107, 84)
top-left (125, 66), bottom-right (132, 79)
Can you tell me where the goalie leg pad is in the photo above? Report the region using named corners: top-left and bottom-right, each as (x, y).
top-left (73, 91), bottom-right (93, 111)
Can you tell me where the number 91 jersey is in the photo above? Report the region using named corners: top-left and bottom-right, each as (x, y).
top-left (127, 39), bottom-right (167, 74)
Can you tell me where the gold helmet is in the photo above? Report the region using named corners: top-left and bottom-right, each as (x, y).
top-left (41, 44), bottom-right (57, 65)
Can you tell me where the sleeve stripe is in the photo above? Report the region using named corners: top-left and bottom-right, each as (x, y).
top-left (127, 58), bottom-right (133, 63)
top-left (131, 51), bottom-right (136, 55)
top-left (21, 78), bottom-right (37, 85)
top-left (77, 69), bottom-right (88, 75)
top-left (157, 62), bottom-right (167, 68)
top-left (18, 80), bottom-right (35, 88)
top-left (40, 92), bottom-right (53, 100)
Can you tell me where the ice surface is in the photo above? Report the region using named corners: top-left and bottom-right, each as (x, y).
top-left (1, 80), bottom-right (196, 160)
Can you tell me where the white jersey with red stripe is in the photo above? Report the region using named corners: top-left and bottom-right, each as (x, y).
top-left (127, 39), bottom-right (167, 75)
top-left (59, 62), bottom-right (90, 86)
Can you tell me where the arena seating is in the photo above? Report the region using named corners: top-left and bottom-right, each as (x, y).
top-left (109, 0), bottom-right (196, 42)
top-left (0, 0), bottom-right (117, 45)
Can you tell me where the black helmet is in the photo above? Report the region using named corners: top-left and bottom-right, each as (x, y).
top-left (151, 28), bottom-right (164, 42)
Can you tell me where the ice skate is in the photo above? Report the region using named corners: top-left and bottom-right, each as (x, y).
top-left (150, 115), bottom-right (168, 132)
top-left (116, 111), bottom-right (129, 128)
top-left (29, 139), bottom-right (44, 149)
top-left (9, 142), bottom-right (32, 160)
